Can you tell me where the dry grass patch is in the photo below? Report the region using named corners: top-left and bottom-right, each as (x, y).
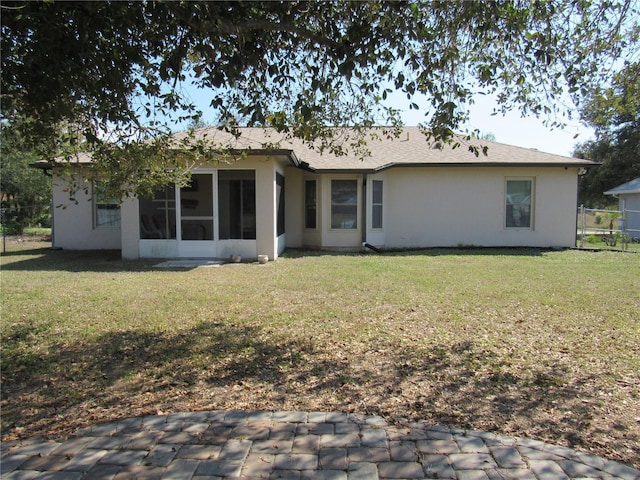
top-left (1, 241), bottom-right (639, 468)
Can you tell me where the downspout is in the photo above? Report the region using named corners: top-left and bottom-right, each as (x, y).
top-left (361, 173), bottom-right (381, 253)
top-left (575, 172), bottom-right (580, 248)
top-left (361, 174), bottom-right (367, 246)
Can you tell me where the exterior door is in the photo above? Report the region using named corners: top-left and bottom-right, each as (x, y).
top-left (178, 173), bottom-right (216, 257)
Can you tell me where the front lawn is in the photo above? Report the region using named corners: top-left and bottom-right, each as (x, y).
top-left (1, 243), bottom-right (639, 468)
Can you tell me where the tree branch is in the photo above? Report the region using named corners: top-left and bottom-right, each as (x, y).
top-left (214, 19), bottom-right (343, 52)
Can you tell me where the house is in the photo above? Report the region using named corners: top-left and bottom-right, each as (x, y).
top-left (35, 127), bottom-right (595, 260)
top-left (604, 177), bottom-right (640, 239)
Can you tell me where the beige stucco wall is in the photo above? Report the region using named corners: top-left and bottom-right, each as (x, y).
top-left (286, 173), bottom-right (364, 250)
top-left (382, 166), bottom-right (579, 248)
top-left (120, 195), bottom-right (139, 260)
top-left (255, 158), bottom-right (277, 260)
top-left (285, 166), bottom-right (580, 250)
top-left (51, 173), bottom-right (121, 250)
top-left (284, 167), bottom-right (303, 248)
top-left (52, 161), bottom-right (581, 256)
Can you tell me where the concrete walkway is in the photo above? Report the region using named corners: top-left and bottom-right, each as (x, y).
top-left (1, 410), bottom-right (638, 479)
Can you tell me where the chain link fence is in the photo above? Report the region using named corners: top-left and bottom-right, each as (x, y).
top-left (1, 203), bottom-right (52, 253)
top-left (577, 205), bottom-right (640, 251)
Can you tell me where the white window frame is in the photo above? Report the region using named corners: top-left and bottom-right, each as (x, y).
top-left (93, 183), bottom-right (121, 229)
top-left (371, 179), bottom-right (383, 230)
top-left (505, 177), bottom-right (535, 230)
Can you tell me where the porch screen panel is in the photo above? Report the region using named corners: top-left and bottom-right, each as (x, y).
top-left (276, 173), bottom-right (285, 236)
top-left (218, 170), bottom-right (256, 239)
top-left (139, 184), bottom-right (176, 239)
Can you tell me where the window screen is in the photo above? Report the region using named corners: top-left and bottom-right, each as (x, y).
top-left (331, 179), bottom-right (357, 229)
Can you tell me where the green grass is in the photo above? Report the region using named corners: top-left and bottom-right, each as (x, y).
top-left (0, 226), bottom-right (51, 236)
top-left (22, 226), bottom-right (52, 236)
top-left (1, 242), bottom-right (639, 467)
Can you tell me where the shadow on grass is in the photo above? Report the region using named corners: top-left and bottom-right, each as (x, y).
top-left (2, 320), bottom-right (637, 467)
top-left (281, 246), bottom-right (549, 259)
top-left (0, 321), bottom-right (332, 436)
top-left (0, 248), bottom-right (159, 273)
top-left (1, 245), bottom-right (549, 273)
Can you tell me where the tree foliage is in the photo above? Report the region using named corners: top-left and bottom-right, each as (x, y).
top-left (2, 0), bottom-right (638, 199)
top-left (576, 62), bottom-right (640, 206)
top-left (0, 125), bottom-right (52, 233)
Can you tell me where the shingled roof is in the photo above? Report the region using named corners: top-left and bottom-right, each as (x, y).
top-left (184, 126), bottom-right (596, 172)
top-left (33, 127), bottom-right (596, 172)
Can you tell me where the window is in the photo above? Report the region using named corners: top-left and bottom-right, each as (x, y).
top-left (372, 180), bottom-right (383, 229)
top-left (94, 183), bottom-right (121, 229)
top-left (506, 179), bottom-right (533, 228)
top-left (331, 179), bottom-right (358, 229)
top-left (304, 180), bottom-right (317, 229)
top-left (218, 170), bottom-right (256, 239)
top-left (276, 173), bottom-right (285, 236)
top-left (139, 184), bottom-right (176, 239)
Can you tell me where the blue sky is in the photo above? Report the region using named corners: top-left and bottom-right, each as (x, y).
top-left (389, 91), bottom-right (594, 157)
top-left (451, 96), bottom-right (593, 157)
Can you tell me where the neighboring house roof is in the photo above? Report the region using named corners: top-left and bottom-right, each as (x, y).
top-left (32, 127), bottom-right (596, 172)
top-left (604, 177), bottom-right (640, 195)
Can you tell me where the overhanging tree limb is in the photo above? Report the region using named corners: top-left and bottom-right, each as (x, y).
top-left (2, 0), bottom-right (638, 199)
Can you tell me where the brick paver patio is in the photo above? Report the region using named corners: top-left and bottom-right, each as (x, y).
top-left (1, 410), bottom-right (638, 479)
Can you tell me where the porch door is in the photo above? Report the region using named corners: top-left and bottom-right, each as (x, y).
top-left (179, 173), bottom-right (216, 256)
top-left (218, 170), bottom-right (256, 240)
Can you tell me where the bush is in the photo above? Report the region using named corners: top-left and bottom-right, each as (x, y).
top-left (0, 204), bottom-right (51, 235)
top-left (586, 234), bottom-right (602, 244)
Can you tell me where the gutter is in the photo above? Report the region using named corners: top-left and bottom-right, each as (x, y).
top-left (372, 161), bottom-right (599, 172)
top-left (296, 161), bottom-right (599, 175)
top-left (29, 160), bottom-right (53, 176)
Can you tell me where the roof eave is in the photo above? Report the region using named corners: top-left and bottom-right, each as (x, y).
top-left (29, 160), bottom-right (54, 170)
top-left (604, 189), bottom-right (640, 195)
top-left (298, 161), bottom-right (597, 174)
